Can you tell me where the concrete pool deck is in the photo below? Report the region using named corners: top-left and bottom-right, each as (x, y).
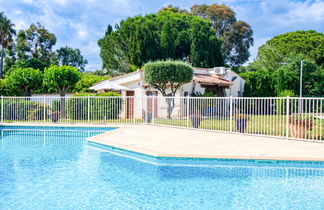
top-left (1, 123), bottom-right (324, 161)
top-left (86, 125), bottom-right (324, 161)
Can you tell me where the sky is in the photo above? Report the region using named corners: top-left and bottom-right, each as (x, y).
top-left (0, 0), bottom-right (323, 71)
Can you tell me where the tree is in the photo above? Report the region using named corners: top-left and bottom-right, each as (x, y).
top-left (242, 57), bottom-right (324, 97)
top-left (240, 70), bottom-right (275, 97)
top-left (158, 5), bottom-right (189, 14)
top-left (144, 60), bottom-right (193, 118)
top-left (222, 21), bottom-right (253, 66)
top-left (16, 23), bottom-right (56, 71)
top-left (44, 65), bottom-right (80, 118)
top-left (254, 30), bottom-right (324, 70)
top-left (190, 4), bottom-right (209, 18)
top-left (56, 46), bottom-right (88, 72)
top-left (275, 59), bottom-right (323, 97)
top-left (73, 72), bottom-right (108, 93)
top-left (98, 11), bottom-right (224, 75)
top-left (190, 20), bottom-right (223, 67)
top-left (160, 22), bottom-right (175, 59)
top-left (6, 67), bottom-right (42, 96)
top-left (0, 12), bottom-right (16, 78)
top-left (98, 26), bottom-right (129, 75)
top-left (190, 4), bottom-right (253, 66)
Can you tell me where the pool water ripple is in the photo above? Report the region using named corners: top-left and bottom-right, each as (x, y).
top-left (0, 126), bottom-right (323, 209)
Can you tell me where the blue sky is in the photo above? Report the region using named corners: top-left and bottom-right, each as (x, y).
top-left (0, 0), bottom-right (323, 71)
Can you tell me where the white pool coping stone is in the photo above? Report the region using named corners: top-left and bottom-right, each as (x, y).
top-left (85, 124), bottom-right (324, 161)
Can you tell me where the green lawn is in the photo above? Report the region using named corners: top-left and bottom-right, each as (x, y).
top-left (3, 114), bottom-right (323, 140)
top-left (154, 115), bottom-right (324, 140)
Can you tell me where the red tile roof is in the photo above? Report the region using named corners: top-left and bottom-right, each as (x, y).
top-left (193, 74), bottom-right (232, 86)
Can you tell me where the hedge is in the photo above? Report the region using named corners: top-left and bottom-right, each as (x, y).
top-left (1, 99), bottom-right (49, 121)
top-left (52, 92), bottom-right (122, 121)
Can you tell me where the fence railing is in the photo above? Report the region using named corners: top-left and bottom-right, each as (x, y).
top-left (0, 96), bottom-right (323, 142)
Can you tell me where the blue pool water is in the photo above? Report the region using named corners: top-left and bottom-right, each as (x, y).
top-left (0, 126), bottom-right (323, 209)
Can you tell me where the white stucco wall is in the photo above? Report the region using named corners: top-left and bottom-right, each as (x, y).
top-left (223, 70), bottom-right (245, 97)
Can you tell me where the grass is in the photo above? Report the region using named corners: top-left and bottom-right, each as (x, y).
top-left (154, 115), bottom-right (324, 140)
top-left (2, 115), bottom-right (323, 140)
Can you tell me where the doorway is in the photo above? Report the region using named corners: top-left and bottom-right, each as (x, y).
top-left (146, 91), bottom-right (158, 118)
top-left (126, 91), bottom-right (135, 119)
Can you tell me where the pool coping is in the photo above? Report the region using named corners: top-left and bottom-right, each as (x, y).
top-left (86, 125), bottom-right (324, 162)
top-left (2, 123), bottom-right (324, 162)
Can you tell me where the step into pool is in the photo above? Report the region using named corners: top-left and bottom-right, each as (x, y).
top-left (0, 126), bottom-right (323, 209)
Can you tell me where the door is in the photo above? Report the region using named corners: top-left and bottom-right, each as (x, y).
top-left (126, 91), bottom-right (135, 119)
top-left (146, 91), bottom-right (158, 118)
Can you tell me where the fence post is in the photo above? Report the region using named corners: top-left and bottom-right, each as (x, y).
top-left (286, 96), bottom-right (290, 140)
top-left (229, 95), bottom-right (233, 132)
top-left (87, 96), bottom-right (90, 123)
top-left (1, 96), bottom-right (3, 123)
top-left (152, 95), bottom-right (155, 125)
top-left (133, 96), bottom-right (136, 124)
top-left (145, 95), bottom-right (148, 124)
top-left (186, 95), bottom-right (190, 127)
top-left (43, 96), bottom-right (46, 122)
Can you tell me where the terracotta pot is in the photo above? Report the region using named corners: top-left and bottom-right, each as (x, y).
top-left (289, 118), bottom-right (313, 138)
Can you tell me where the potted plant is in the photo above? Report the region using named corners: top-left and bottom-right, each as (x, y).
top-left (235, 113), bottom-right (248, 133)
top-left (51, 111), bottom-right (60, 123)
top-left (191, 113), bottom-right (202, 128)
top-left (288, 117), bottom-right (313, 138)
top-left (189, 92), bottom-right (214, 128)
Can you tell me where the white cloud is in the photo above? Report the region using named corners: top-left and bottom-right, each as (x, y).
top-left (21, 0), bottom-right (33, 4)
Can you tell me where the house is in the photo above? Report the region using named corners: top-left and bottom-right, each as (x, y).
top-left (89, 67), bottom-right (245, 119)
top-left (91, 67), bottom-right (245, 97)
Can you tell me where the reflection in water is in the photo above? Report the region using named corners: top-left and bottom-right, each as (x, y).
top-left (0, 129), bottom-right (102, 148)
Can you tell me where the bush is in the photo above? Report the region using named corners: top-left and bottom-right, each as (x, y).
top-left (73, 73), bottom-right (109, 93)
top-left (1, 99), bottom-right (49, 121)
top-left (276, 90), bottom-right (296, 115)
top-left (144, 60), bottom-right (193, 119)
top-left (144, 60), bottom-right (193, 95)
top-left (52, 92), bottom-right (122, 121)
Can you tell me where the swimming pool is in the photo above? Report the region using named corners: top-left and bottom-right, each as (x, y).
top-left (0, 126), bottom-right (323, 209)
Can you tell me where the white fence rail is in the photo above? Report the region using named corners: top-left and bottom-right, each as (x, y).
top-left (0, 96), bottom-right (323, 142)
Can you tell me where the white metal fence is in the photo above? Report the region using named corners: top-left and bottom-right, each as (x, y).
top-left (0, 96), bottom-right (323, 142)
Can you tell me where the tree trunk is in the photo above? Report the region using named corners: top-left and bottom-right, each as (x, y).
top-left (24, 89), bottom-right (32, 100)
top-left (0, 48), bottom-right (5, 79)
top-left (166, 97), bottom-right (175, 119)
top-left (60, 92), bottom-right (66, 119)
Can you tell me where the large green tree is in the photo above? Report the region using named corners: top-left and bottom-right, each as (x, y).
top-left (98, 25), bottom-right (129, 75)
top-left (16, 23), bottom-right (56, 71)
top-left (0, 12), bottom-right (16, 78)
top-left (56, 46), bottom-right (88, 72)
top-left (241, 69), bottom-right (275, 97)
top-left (99, 11), bottom-right (224, 74)
top-left (254, 30), bottom-right (324, 70)
top-left (73, 72), bottom-right (108, 93)
top-left (274, 59), bottom-right (323, 97)
top-left (44, 65), bottom-right (80, 118)
top-left (6, 67), bottom-right (42, 96)
top-left (190, 21), bottom-right (223, 67)
top-left (190, 4), bottom-right (253, 66)
top-left (242, 58), bottom-right (324, 97)
top-left (160, 22), bottom-right (175, 59)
